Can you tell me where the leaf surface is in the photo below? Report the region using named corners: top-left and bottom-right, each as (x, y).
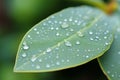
top-left (14, 6), bottom-right (115, 72)
top-left (98, 14), bottom-right (120, 80)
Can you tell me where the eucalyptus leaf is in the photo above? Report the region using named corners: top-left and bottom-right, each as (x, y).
top-left (14, 6), bottom-right (115, 72)
top-left (98, 16), bottom-right (120, 79)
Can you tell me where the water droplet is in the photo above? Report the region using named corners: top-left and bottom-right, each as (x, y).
top-left (46, 48), bottom-right (52, 53)
top-left (86, 55), bottom-right (89, 58)
top-left (22, 53), bottom-right (27, 57)
top-left (69, 18), bottom-right (72, 22)
top-left (90, 38), bottom-right (94, 41)
top-left (34, 28), bottom-right (37, 31)
top-left (56, 27), bottom-right (59, 30)
top-left (36, 31), bottom-right (39, 34)
top-left (23, 45), bottom-right (29, 50)
top-left (111, 74), bottom-right (114, 77)
top-left (117, 28), bottom-right (120, 32)
top-left (70, 28), bottom-right (74, 32)
top-left (64, 40), bottom-right (72, 47)
top-left (28, 35), bottom-right (31, 38)
top-left (89, 31), bottom-right (93, 35)
top-left (56, 61), bottom-right (60, 65)
top-left (38, 59), bottom-right (42, 62)
top-left (118, 51), bottom-right (120, 55)
top-left (56, 32), bottom-right (60, 36)
top-left (76, 41), bottom-right (80, 45)
top-left (50, 27), bottom-right (54, 30)
top-left (67, 59), bottom-right (70, 62)
top-left (36, 65), bottom-right (40, 69)
top-left (104, 36), bottom-right (107, 39)
top-left (46, 64), bottom-right (50, 68)
top-left (105, 42), bottom-right (109, 46)
top-left (31, 55), bottom-right (37, 62)
top-left (77, 31), bottom-right (84, 37)
top-left (61, 22), bottom-right (69, 28)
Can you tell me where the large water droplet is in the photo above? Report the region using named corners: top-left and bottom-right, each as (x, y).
top-left (61, 22), bottom-right (69, 28)
top-left (22, 53), bottom-right (27, 57)
top-left (64, 40), bottom-right (72, 47)
top-left (77, 31), bottom-right (84, 37)
top-left (46, 48), bottom-right (52, 53)
top-left (23, 42), bottom-right (29, 50)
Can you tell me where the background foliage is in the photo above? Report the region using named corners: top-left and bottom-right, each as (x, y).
top-left (0, 0), bottom-right (119, 80)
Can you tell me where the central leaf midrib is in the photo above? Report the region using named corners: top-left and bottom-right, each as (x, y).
top-left (16, 14), bottom-right (103, 70)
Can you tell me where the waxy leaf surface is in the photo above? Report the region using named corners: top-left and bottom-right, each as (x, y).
top-left (14, 6), bottom-right (115, 72)
top-left (98, 14), bottom-right (120, 80)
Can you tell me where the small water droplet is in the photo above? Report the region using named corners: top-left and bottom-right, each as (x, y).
top-left (86, 55), bottom-right (89, 58)
top-left (67, 59), bottom-right (70, 62)
top-left (90, 38), bottom-right (94, 41)
top-left (70, 28), bottom-right (74, 32)
top-left (89, 31), bottom-right (93, 35)
top-left (38, 59), bottom-right (42, 62)
top-left (37, 31), bottom-right (39, 34)
top-left (46, 64), bottom-right (50, 68)
top-left (56, 61), bottom-right (60, 65)
top-left (105, 42), bottom-right (109, 46)
top-left (111, 74), bottom-right (114, 77)
top-left (118, 51), bottom-right (120, 55)
top-left (69, 18), bottom-right (72, 22)
top-left (46, 48), bottom-right (52, 53)
top-left (31, 55), bottom-right (37, 62)
top-left (64, 40), bottom-right (72, 47)
top-left (61, 22), bottom-right (69, 28)
top-left (36, 65), bottom-right (40, 69)
top-left (77, 31), bottom-right (84, 37)
top-left (56, 32), bottom-right (60, 36)
top-left (22, 53), bottom-right (27, 57)
top-left (56, 27), bottom-right (59, 30)
top-left (51, 27), bottom-right (54, 30)
top-left (34, 28), bottom-right (37, 31)
top-left (28, 35), bottom-right (31, 38)
top-left (76, 41), bottom-right (80, 45)
top-left (104, 36), bottom-right (107, 39)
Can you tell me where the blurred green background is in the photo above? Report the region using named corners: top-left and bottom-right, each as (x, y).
top-left (0, 0), bottom-right (110, 80)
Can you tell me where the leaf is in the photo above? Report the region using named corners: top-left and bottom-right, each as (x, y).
top-left (14, 6), bottom-right (115, 72)
top-left (98, 15), bottom-right (120, 79)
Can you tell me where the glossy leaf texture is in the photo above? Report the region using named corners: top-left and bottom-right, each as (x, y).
top-left (98, 14), bottom-right (120, 79)
top-left (14, 6), bottom-right (116, 72)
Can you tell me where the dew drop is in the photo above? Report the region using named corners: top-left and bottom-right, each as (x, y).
top-left (86, 55), bottom-right (89, 58)
top-left (104, 36), bottom-right (107, 39)
top-left (64, 40), bottom-right (72, 47)
top-left (22, 53), bottom-right (27, 57)
top-left (56, 61), bottom-right (60, 65)
top-left (61, 22), bottom-right (69, 28)
top-left (67, 59), bottom-right (70, 62)
top-left (34, 28), bottom-right (37, 31)
top-left (36, 65), bottom-right (40, 69)
top-left (31, 55), bottom-right (37, 62)
top-left (89, 31), bottom-right (93, 35)
top-left (46, 48), bottom-right (52, 53)
top-left (118, 51), bottom-right (120, 55)
top-left (36, 31), bottom-right (40, 34)
top-left (56, 32), bottom-right (60, 36)
top-left (46, 64), bottom-right (50, 68)
top-left (105, 42), bottom-right (109, 46)
top-left (38, 59), bottom-right (42, 62)
top-left (28, 35), bottom-right (31, 38)
top-left (77, 31), bottom-right (84, 37)
top-left (90, 38), bottom-right (94, 41)
top-left (76, 41), bottom-right (80, 45)
top-left (23, 45), bottom-right (29, 50)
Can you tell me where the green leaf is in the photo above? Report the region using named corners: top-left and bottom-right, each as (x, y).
top-left (14, 6), bottom-right (115, 72)
top-left (98, 17), bottom-right (120, 80)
